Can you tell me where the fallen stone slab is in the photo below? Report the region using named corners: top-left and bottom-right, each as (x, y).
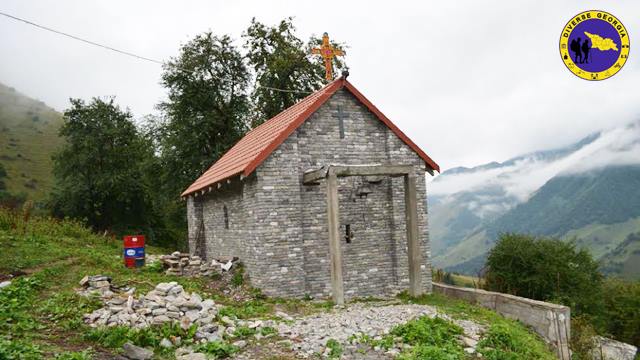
top-left (122, 342), bottom-right (153, 360)
top-left (593, 336), bottom-right (638, 360)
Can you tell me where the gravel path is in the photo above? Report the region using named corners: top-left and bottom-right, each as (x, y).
top-left (276, 302), bottom-right (459, 358)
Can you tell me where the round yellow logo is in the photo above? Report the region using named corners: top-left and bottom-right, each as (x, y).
top-left (560, 10), bottom-right (630, 81)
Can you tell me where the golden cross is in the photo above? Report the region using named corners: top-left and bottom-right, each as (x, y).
top-left (311, 32), bottom-right (344, 81)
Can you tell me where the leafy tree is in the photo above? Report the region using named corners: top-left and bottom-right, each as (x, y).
top-left (599, 278), bottom-right (640, 346)
top-left (51, 98), bottom-right (154, 232)
top-left (244, 18), bottom-right (347, 125)
top-left (158, 32), bottom-right (250, 196)
top-left (0, 163), bottom-right (6, 190)
top-left (484, 233), bottom-right (603, 316)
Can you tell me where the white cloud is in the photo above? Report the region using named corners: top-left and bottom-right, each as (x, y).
top-left (0, 0), bottom-right (639, 169)
top-left (430, 121), bottom-right (640, 202)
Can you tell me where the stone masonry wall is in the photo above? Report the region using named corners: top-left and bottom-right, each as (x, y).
top-left (256, 88), bottom-right (432, 299)
top-left (200, 181), bottom-right (247, 261)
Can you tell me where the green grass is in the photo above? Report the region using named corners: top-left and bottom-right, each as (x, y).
top-left (0, 208), bottom-right (559, 359)
top-left (192, 340), bottom-right (238, 358)
top-left (325, 338), bottom-right (342, 359)
top-left (0, 82), bottom-right (64, 202)
top-left (397, 292), bottom-right (556, 360)
top-left (0, 209), bottom-right (240, 357)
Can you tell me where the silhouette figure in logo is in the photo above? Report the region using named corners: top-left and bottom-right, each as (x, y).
top-left (570, 37), bottom-right (583, 64)
top-left (581, 38), bottom-right (591, 63)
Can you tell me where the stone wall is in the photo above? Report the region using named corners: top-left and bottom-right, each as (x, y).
top-left (433, 283), bottom-right (571, 359)
top-left (256, 88), bottom-right (432, 299)
top-left (201, 181), bottom-right (248, 261)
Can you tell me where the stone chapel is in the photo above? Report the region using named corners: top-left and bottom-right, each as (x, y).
top-left (182, 75), bottom-right (439, 304)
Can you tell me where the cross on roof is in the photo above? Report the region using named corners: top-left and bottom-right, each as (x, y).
top-left (311, 32), bottom-right (344, 81)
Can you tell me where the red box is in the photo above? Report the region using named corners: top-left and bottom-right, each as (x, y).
top-left (123, 235), bottom-right (145, 248)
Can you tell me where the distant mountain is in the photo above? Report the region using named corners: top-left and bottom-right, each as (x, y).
top-left (430, 123), bottom-right (640, 279)
top-left (0, 82), bottom-right (64, 201)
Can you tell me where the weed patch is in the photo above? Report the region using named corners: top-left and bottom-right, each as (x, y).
top-left (477, 323), bottom-right (555, 360)
top-left (325, 338), bottom-right (342, 359)
top-left (84, 323), bottom-right (197, 350)
top-left (193, 340), bottom-right (238, 358)
top-left (0, 337), bottom-right (42, 360)
top-left (392, 316), bottom-right (465, 360)
top-left (218, 300), bottom-right (272, 319)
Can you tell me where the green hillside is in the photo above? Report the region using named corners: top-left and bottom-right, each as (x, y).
top-left (485, 166), bottom-right (640, 239)
top-left (0, 82), bottom-right (64, 201)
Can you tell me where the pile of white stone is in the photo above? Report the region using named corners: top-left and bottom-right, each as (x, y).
top-left (84, 282), bottom-right (227, 342)
top-left (79, 275), bottom-right (133, 298)
top-left (276, 303), bottom-right (484, 358)
top-left (149, 252), bottom-right (238, 277)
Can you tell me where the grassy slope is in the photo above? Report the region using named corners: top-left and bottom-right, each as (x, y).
top-left (0, 83), bottom-right (64, 201)
top-left (0, 210), bottom-right (555, 359)
top-left (565, 216), bottom-right (640, 258)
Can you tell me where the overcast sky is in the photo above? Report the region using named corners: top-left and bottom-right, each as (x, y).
top-left (1, 1), bottom-right (639, 171)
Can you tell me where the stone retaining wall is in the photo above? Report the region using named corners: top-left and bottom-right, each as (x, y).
top-left (433, 282), bottom-right (571, 360)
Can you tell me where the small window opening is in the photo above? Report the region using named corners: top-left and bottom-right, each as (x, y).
top-left (223, 205), bottom-right (229, 229)
top-left (345, 224), bottom-right (353, 243)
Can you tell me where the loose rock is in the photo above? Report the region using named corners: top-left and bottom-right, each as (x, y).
top-left (122, 342), bottom-right (153, 360)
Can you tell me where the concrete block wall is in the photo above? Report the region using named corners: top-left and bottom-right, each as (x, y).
top-left (433, 283), bottom-right (571, 359)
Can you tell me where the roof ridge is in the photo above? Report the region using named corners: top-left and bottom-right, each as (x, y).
top-left (181, 77), bottom-right (438, 197)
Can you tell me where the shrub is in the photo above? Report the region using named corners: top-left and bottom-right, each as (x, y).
top-left (484, 233), bottom-right (603, 316)
top-left (598, 278), bottom-right (640, 347)
top-left (231, 264), bottom-right (244, 287)
top-left (570, 316), bottom-right (599, 360)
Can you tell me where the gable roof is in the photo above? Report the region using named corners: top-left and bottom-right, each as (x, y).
top-left (182, 76), bottom-right (439, 197)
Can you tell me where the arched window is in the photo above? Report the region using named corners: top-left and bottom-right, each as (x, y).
top-left (223, 205), bottom-right (229, 229)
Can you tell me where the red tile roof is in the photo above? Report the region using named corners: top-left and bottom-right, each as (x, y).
top-left (182, 77), bottom-right (439, 197)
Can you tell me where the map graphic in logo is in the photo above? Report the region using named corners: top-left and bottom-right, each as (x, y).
top-left (560, 10), bottom-right (629, 80)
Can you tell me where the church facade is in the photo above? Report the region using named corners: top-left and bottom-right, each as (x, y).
top-left (182, 76), bottom-right (439, 302)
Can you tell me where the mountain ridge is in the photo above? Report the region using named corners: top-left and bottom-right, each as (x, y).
top-left (430, 124), bottom-right (640, 279)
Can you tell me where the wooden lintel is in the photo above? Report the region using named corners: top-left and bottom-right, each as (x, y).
top-left (329, 164), bottom-right (413, 177)
top-left (303, 167), bottom-right (327, 184)
top-left (304, 165), bottom-right (413, 184)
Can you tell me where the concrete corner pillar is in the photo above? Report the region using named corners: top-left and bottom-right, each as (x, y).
top-left (326, 171), bottom-right (344, 305)
top-left (404, 173), bottom-right (423, 296)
